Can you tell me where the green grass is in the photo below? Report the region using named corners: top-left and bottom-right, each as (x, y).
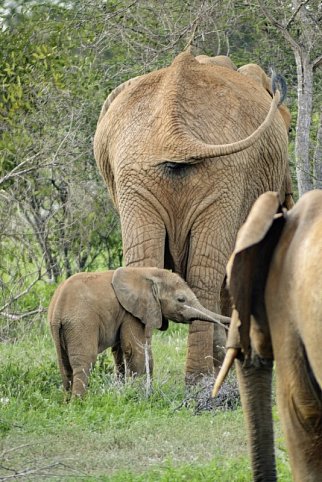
top-left (0, 323), bottom-right (292, 481)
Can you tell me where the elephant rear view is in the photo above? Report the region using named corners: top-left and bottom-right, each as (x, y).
top-left (48, 267), bottom-right (224, 397)
top-left (94, 50), bottom-right (289, 383)
top-left (213, 190), bottom-right (322, 481)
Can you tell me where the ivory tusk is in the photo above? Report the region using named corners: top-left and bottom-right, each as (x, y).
top-left (211, 348), bottom-right (238, 397)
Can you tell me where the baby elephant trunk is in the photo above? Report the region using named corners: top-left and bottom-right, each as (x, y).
top-left (184, 302), bottom-right (230, 330)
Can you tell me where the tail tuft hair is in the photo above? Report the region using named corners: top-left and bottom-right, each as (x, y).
top-left (271, 71), bottom-right (287, 106)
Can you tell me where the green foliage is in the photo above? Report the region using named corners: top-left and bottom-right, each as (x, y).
top-left (0, 2), bottom-right (127, 327)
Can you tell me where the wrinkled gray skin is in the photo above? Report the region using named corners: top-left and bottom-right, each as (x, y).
top-left (48, 267), bottom-right (222, 397)
top-left (223, 190), bottom-right (322, 481)
top-left (94, 50), bottom-right (289, 384)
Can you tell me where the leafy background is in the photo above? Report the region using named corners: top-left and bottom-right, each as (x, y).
top-left (1, 1), bottom-right (321, 479)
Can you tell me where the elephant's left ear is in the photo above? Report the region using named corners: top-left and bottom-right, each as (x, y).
top-left (227, 192), bottom-right (286, 356)
top-left (112, 267), bottom-right (163, 334)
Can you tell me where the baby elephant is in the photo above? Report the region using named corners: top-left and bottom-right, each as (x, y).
top-left (49, 267), bottom-right (224, 397)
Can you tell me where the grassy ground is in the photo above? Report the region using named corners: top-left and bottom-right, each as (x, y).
top-left (0, 323), bottom-right (291, 481)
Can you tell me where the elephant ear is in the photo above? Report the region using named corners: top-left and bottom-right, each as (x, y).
top-left (227, 192), bottom-right (286, 357)
top-left (112, 267), bottom-right (163, 336)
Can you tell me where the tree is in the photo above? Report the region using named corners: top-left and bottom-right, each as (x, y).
top-left (313, 108), bottom-right (322, 188)
top-left (0, 1), bottom-right (124, 329)
top-left (259, 0), bottom-right (322, 195)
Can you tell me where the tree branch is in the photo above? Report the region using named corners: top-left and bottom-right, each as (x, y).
top-left (0, 268), bottom-right (46, 314)
top-left (313, 53), bottom-right (322, 70)
top-left (0, 308), bottom-right (46, 321)
top-left (0, 462), bottom-right (63, 480)
top-left (0, 154), bottom-right (40, 186)
top-left (183, 17), bottom-right (200, 51)
top-left (285, 0), bottom-right (311, 29)
top-left (259, 2), bottom-right (302, 54)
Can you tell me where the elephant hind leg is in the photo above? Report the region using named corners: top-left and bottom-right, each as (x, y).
top-left (57, 326), bottom-right (72, 392)
top-left (62, 323), bottom-right (99, 397)
top-left (185, 319), bottom-right (216, 383)
top-left (69, 353), bottom-right (97, 397)
top-left (67, 338), bottom-right (98, 397)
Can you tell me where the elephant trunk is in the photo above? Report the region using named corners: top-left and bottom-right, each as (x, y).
top-left (236, 358), bottom-right (277, 481)
top-left (184, 302), bottom-right (230, 329)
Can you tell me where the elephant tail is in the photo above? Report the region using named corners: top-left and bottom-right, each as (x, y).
top-left (161, 86), bottom-right (283, 164)
top-left (271, 72), bottom-right (287, 105)
top-left (156, 52), bottom-right (287, 165)
top-left (50, 322), bottom-right (72, 385)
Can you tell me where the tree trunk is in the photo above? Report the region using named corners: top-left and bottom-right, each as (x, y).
top-left (259, 1), bottom-right (321, 197)
top-left (313, 108), bottom-right (322, 189)
top-left (294, 52), bottom-right (314, 195)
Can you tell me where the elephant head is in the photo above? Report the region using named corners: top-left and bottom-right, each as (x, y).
top-left (195, 54), bottom-right (237, 70)
top-left (213, 190), bottom-right (322, 481)
top-left (112, 267), bottom-right (229, 339)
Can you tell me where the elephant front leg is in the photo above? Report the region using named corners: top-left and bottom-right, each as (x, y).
top-left (120, 316), bottom-right (153, 377)
top-left (111, 342), bottom-right (125, 378)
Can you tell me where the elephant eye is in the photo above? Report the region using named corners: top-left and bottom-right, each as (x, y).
top-left (177, 295), bottom-right (186, 303)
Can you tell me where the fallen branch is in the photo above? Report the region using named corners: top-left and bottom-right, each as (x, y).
top-left (0, 308), bottom-right (46, 321)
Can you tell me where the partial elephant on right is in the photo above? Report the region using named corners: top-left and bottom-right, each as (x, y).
top-left (213, 190), bottom-right (322, 482)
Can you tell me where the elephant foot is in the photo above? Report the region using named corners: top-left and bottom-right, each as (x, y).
top-left (63, 390), bottom-right (72, 403)
top-left (183, 373), bottom-right (215, 413)
top-left (185, 370), bottom-right (213, 387)
top-left (183, 372), bottom-right (240, 413)
top-left (185, 321), bottom-right (227, 386)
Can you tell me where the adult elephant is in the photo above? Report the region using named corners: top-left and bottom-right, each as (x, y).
top-left (213, 190), bottom-right (322, 481)
top-left (94, 51), bottom-right (289, 383)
